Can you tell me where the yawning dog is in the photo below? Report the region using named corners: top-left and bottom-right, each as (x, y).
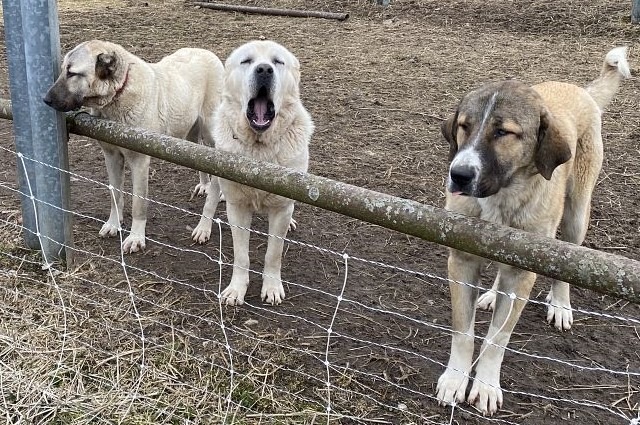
top-left (193, 40), bottom-right (314, 305)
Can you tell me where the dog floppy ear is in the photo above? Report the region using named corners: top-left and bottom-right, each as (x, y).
top-left (95, 52), bottom-right (118, 80)
top-left (441, 111), bottom-right (459, 161)
top-left (535, 108), bottom-right (572, 180)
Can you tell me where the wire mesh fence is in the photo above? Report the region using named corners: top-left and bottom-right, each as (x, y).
top-left (0, 124), bottom-right (638, 424)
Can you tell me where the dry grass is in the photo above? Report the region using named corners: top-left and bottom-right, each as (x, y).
top-left (58, 0), bottom-right (126, 11)
top-left (0, 218), bottom-right (418, 424)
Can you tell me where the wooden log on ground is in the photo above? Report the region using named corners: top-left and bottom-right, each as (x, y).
top-left (193, 2), bottom-right (349, 21)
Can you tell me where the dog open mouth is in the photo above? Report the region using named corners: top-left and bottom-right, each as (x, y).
top-left (246, 86), bottom-right (275, 132)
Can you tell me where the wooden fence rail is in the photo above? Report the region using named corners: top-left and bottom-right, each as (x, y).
top-left (1, 98), bottom-right (639, 302)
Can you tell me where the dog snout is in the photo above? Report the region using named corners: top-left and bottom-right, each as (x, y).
top-left (42, 86), bottom-right (81, 112)
top-left (43, 87), bottom-right (63, 110)
top-left (254, 63), bottom-right (273, 87)
top-left (43, 93), bottom-right (54, 107)
top-left (450, 165), bottom-right (476, 189)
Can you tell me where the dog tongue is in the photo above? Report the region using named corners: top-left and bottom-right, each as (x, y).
top-left (253, 98), bottom-right (269, 125)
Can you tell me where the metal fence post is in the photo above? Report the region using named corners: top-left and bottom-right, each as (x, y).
top-left (2, 0), bottom-right (39, 249)
top-left (633, 0), bottom-right (640, 23)
top-left (2, 0), bottom-right (73, 266)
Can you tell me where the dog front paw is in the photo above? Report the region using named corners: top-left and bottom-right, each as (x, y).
top-left (122, 234), bottom-right (145, 253)
top-left (477, 289), bottom-right (497, 310)
top-left (191, 221), bottom-right (212, 244)
top-left (99, 221), bottom-right (119, 238)
top-left (261, 278), bottom-right (285, 305)
top-left (221, 282), bottom-right (248, 306)
top-left (191, 182), bottom-right (211, 199)
top-left (436, 368), bottom-right (469, 407)
top-left (468, 378), bottom-right (502, 416)
top-left (546, 292), bottom-right (573, 331)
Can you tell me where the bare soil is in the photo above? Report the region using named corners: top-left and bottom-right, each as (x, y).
top-left (0, 0), bottom-right (639, 424)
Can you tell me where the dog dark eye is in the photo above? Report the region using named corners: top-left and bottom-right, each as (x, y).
top-left (457, 123), bottom-right (468, 133)
top-left (66, 71), bottom-right (79, 78)
top-left (240, 58), bottom-right (252, 65)
top-left (494, 129), bottom-right (510, 138)
top-left (273, 58), bottom-right (284, 65)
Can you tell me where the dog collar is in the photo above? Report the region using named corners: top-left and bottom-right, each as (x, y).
top-left (113, 64), bottom-right (131, 100)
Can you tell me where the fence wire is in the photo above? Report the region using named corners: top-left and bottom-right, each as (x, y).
top-left (0, 131), bottom-right (638, 424)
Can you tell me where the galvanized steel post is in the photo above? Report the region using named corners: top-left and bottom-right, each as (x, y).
top-left (2, 0), bottom-right (38, 249)
top-left (2, 0), bottom-right (73, 265)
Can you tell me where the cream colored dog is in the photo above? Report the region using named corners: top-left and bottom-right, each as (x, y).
top-left (436, 47), bottom-right (629, 415)
top-left (193, 40), bottom-right (313, 305)
top-left (44, 40), bottom-right (224, 253)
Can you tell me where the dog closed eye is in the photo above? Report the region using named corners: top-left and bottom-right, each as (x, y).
top-left (65, 67), bottom-right (83, 79)
top-left (493, 122), bottom-right (522, 139)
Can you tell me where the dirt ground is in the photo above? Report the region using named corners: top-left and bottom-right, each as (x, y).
top-left (0, 0), bottom-right (639, 424)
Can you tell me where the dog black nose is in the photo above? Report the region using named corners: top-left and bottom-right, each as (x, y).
top-left (450, 165), bottom-right (476, 188)
top-left (43, 94), bottom-right (52, 106)
top-left (255, 64), bottom-right (273, 75)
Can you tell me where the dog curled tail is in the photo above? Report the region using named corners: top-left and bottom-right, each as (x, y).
top-left (586, 46), bottom-right (631, 111)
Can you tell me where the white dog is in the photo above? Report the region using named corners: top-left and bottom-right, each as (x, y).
top-left (193, 40), bottom-right (314, 305)
top-left (44, 40), bottom-right (224, 253)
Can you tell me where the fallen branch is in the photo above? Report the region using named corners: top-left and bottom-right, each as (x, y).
top-left (193, 2), bottom-right (349, 21)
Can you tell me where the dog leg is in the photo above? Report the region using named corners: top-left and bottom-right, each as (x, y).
top-left (468, 264), bottom-right (536, 415)
top-left (99, 147), bottom-right (125, 238)
top-left (436, 249), bottom-right (482, 407)
top-left (122, 153), bottom-right (149, 253)
top-left (192, 178), bottom-right (221, 243)
top-left (186, 121), bottom-right (212, 198)
top-left (547, 194), bottom-right (594, 330)
top-left (261, 202), bottom-right (294, 305)
top-left (221, 202), bottom-right (252, 305)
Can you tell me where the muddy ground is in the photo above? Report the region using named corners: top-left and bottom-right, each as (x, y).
top-left (0, 0), bottom-right (639, 424)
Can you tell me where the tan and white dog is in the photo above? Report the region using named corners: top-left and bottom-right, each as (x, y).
top-left (436, 47), bottom-right (630, 414)
top-left (44, 40), bottom-right (224, 253)
top-left (192, 40), bottom-right (313, 305)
